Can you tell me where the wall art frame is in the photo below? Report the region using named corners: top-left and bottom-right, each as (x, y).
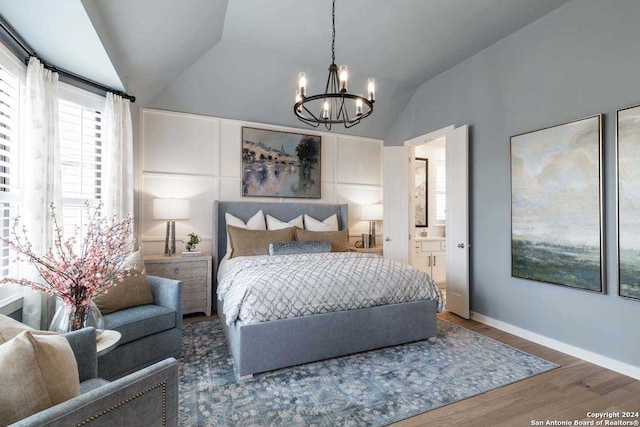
top-left (241, 127), bottom-right (321, 198)
top-left (617, 105), bottom-right (640, 301)
top-left (510, 114), bottom-right (605, 293)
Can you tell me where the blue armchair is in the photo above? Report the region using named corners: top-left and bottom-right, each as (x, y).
top-left (11, 328), bottom-right (179, 427)
top-left (98, 275), bottom-right (183, 380)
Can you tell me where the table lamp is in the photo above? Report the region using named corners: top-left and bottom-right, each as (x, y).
top-left (153, 198), bottom-right (190, 255)
top-left (360, 204), bottom-right (383, 247)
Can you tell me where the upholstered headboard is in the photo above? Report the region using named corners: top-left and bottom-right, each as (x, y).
top-left (213, 201), bottom-right (348, 265)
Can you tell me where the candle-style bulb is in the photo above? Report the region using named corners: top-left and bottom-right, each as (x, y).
top-left (322, 100), bottom-right (330, 120)
top-left (367, 78), bottom-right (375, 102)
top-left (356, 97), bottom-right (363, 116)
top-left (339, 65), bottom-right (348, 92)
top-left (295, 89), bottom-right (302, 112)
top-left (298, 72), bottom-right (307, 97)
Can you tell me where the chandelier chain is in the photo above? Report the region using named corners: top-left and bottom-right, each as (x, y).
top-left (331, 0), bottom-right (335, 64)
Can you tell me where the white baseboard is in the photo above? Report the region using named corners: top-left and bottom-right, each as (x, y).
top-left (470, 311), bottom-right (640, 380)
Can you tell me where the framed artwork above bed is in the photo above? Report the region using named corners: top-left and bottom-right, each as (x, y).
top-left (242, 127), bottom-right (321, 198)
top-left (510, 114), bottom-right (605, 293)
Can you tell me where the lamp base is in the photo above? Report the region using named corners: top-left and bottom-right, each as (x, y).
top-left (164, 220), bottom-right (176, 256)
top-left (369, 221), bottom-right (377, 247)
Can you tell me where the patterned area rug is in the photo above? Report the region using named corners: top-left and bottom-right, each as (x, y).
top-left (179, 319), bottom-right (557, 426)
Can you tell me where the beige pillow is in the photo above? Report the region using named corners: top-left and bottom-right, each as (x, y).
top-left (94, 250), bottom-right (154, 315)
top-left (0, 330), bottom-right (80, 425)
top-left (0, 313), bottom-right (33, 344)
top-left (227, 225), bottom-right (295, 258)
top-left (225, 210), bottom-right (266, 257)
top-left (294, 228), bottom-right (349, 252)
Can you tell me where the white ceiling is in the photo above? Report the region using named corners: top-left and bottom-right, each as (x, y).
top-left (0, 0), bottom-right (571, 136)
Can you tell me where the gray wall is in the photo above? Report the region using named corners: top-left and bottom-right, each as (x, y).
top-left (386, 0), bottom-right (640, 367)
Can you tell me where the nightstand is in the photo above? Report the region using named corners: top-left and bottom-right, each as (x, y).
top-left (143, 254), bottom-right (213, 316)
top-left (350, 247), bottom-right (383, 255)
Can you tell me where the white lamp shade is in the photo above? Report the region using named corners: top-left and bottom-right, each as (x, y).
top-left (153, 198), bottom-right (190, 220)
top-left (360, 204), bottom-right (383, 221)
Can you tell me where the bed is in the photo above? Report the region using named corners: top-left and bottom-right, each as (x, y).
top-left (214, 200), bottom-right (442, 378)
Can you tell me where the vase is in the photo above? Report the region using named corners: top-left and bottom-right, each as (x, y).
top-left (49, 300), bottom-right (105, 335)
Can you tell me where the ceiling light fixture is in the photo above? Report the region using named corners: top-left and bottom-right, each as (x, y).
top-left (294, 0), bottom-right (375, 130)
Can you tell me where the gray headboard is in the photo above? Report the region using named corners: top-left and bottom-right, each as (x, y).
top-left (214, 201), bottom-right (348, 264)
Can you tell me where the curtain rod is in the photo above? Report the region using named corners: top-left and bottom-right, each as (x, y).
top-left (0, 13), bottom-right (136, 103)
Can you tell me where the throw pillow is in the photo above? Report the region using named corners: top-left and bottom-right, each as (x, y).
top-left (227, 225), bottom-right (295, 258)
top-left (0, 330), bottom-right (80, 425)
top-left (0, 313), bottom-right (33, 344)
top-left (225, 210), bottom-right (266, 257)
top-left (304, 214), bottom-right (339, 231)
top-left (266, 214), bottom-right (304, 231)
top-left (269, 241), bottom-right (332, 256)
top-left (94, 250), bottom-right (154, 315)
top-left (294, 228), bottom-right (349, 252)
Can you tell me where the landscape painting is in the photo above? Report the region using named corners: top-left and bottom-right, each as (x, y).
top-left (617, 105), bottom-right (640, 300)
top-left (511, 115), bottom-right (604, 292)
top-left (242, 127), bottom-right (321, 198)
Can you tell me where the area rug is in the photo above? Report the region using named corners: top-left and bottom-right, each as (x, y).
top-left (179, 319), bottom-right (557, 426)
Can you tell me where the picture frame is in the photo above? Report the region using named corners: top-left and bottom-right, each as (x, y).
top-left (241, 127), bottom-right (321, 198)
top-left (617, 105), bottom-right (640, 301)
top-left (510, 114), bottom-right (605, 293)
top-left (415, 157), bottom-right (428, 227)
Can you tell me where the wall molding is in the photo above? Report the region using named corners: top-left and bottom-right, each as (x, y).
top-left (470, 311), bottom-right (640, 380)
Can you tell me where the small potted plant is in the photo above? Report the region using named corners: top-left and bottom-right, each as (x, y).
top-left (185, 232), bottom-right (201, 252)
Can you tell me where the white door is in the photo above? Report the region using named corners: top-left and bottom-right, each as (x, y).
top-left (383, 146), bottom-right (413, 263)
top-left (445, 125), bottom-right (470, 318)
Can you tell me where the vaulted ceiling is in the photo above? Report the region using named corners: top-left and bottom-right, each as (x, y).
top-left (0, 0), bottom-right (571, 138)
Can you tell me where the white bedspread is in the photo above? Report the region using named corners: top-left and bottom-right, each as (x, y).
top-left (217, 252), bottom-right (443, 325)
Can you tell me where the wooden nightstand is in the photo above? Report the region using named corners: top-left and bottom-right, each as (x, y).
top-left (143, 254), bottom-right (213, 316)
top-left (350, 247), bottom-right (383, 255)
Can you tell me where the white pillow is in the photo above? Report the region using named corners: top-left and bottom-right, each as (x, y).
top-left (225, 210), bottom-right (266, 257)
top-left (304, 213), bottom-right (339, 232)
top-left (266, 214), bottom-right (304, 231)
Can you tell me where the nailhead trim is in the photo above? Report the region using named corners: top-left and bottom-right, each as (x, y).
top-left (76, 381), bottom-right (167, 426)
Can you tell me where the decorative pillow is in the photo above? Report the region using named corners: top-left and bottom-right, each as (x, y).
top-left (0, 330), bottom-right (80, 425)
top-left (304, 213), bottom-right (339, 231)
top-left (93, 250), bottom-right (154, 315)
top-left (0, 313), bottom-right (33, 344)
top-left (269, 241), bottom-right (332, 256)
top-left (294, 228), bottom-right (349, 252)
top-left (225, 210), bottom-right (266, 257)
top-left (227, 225), bottom-right (295, 258)
top-left (266, 214), bottom-right (304, 231)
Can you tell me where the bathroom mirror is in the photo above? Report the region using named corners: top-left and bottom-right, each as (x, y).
top-left (415, 157), bottom-right (428, 227)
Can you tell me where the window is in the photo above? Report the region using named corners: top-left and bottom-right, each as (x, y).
top-left (58, 85), bottom-right (104, 235)
top-left (0, 43), bottom-right (23, 305)
top-left (435, 159), bottom-right (446, 221)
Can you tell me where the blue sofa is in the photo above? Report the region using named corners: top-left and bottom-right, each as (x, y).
top-left (11, 328), bottom-right (179, 427)
top-left (98, 275), bottom-right (183, 380)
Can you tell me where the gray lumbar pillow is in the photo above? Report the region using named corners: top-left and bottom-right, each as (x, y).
top-left (269, 241), bottom-right (332, 256)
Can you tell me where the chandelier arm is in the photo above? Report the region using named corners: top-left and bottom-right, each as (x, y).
top-left (298, 116), bottom-right (321, 128)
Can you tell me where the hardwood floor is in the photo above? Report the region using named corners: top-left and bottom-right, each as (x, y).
top-left (183, 311), bottom-right (640, 427)
top-left (392, 311), bottom-right (640, 427)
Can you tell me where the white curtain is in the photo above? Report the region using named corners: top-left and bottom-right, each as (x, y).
top-left (102, 93), bottom-right (134, 220)
top-left (21, 57), bottom-right (62, 329)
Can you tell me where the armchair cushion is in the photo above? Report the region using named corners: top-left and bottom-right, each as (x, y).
top-left (94, 250), bottom-right (153, 315)
top-left (0, 331), bottom-right (80, 426)
top-left (103, 304), bottom-right (176, 346)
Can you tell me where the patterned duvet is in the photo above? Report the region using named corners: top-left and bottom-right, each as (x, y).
top-left (217, 252), bottom-right (444, 325)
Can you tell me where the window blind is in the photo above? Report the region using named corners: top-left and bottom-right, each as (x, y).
top-left (0, 66), bottom-right (19, 278)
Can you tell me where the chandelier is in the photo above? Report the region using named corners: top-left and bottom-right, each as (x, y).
top-left (294, 0), bottom-right (375, 130)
